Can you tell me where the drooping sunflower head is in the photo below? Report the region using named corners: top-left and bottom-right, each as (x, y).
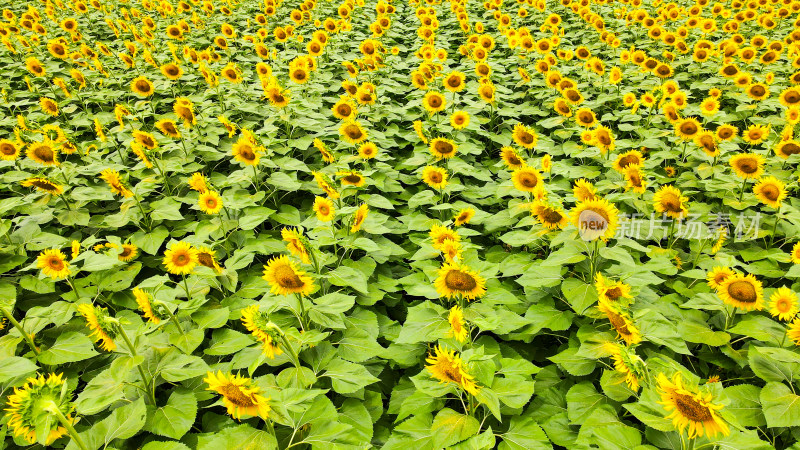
top-left (156, 119), bottom-right (181, 138)
top-left (21, 177), bottom-right (64, 196)
top-left (729, 153), bottom-right (765, 179)
top-left (499, 146), bottom-right (525, 169)
top-left (204, 371), bottom-right (271, 420)
top-left (99, 168), bottom-right (133, 198)
top-left (162, 241), bottom-right (198, 275)
top-left (240, 305), bottom-right (284, 359)
top-left (753, 176), bottom-right (786, 208)
top-left (196, 246), bottom-right (222, 272)
top-left (133, 130), bottom-right (158, 150)
top-left (262, 255), bottom-right (315, 296)
top-left (597, 298), bottom-right (641, 345)
top-left (717, 273), bottom-right (764, 311)
top-left (4, 373), bottom-right (74, 445)
top-left (133, 288), bottom-right (162, 324)
top-left (434, 262), bottom-right (486, 301)
top-left (425, 345), bottom-right (480, 396)
top-left (281, 227), bottom-right (311, 264)
top-left (77, 303), bottom-right (117, 351)
top-left (351, 204), bottom-right (369, 232)
top-left (187, 172), bottom-right (209, 193)
top-left (603, 342), bottom-right (641, 391)
top-left (595, 272), bottom-right (633, 304)
top-left (447, 305), bottom-right (468, 343)
top-left (656, 372), bottom-right (730, 439)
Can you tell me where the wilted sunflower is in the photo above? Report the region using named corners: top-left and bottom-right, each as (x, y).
top-left (531, 201), bottom-right (568, 230)
top-left (131, 76), bottom-right (154, 97)
top-left (313, 197), bottom-right (335, 222)
top-left (429, 138), bottom-right (458, 159)
top-left (37, 248), bottom-right (70, 279)
top-left (133, 288), bottom-right (161, 324)
top-left (199, 191), bottom-right (223, 214)
top-left (717, 273), bottom-right (763, 311)
top-left (571, 197), bottom-right (619, 241)
top-left (4, 373), bottom-right (74, 445)
top-left (339, 121), bottom-right (368, 144)
top-left (27, 141), bottom-right (59, 166)
top-left (77, 303), bottom-right (116, 351)
top-left (595, 273), bottom-right (633, 305)
top-left (162, 241), bottom-right (198, 275)
top-left (425, 345), bottom-right (480, 395)
top-left (447, 305), bottom-right (468, 343)
top-left (0, 139), bottom-right (20, 160)
top-left (118, 243), bottom-right (138, 262)
top-left (597, 298), bottom-right (641, 345)
top-left (453, 208), bottom-right (475, 226)
top-left (204, 371), bottom-right (271, 420)
top-left (435, 262), bottom-right (486, 300)
top-left (511, 166), bottom-right (545, 198)
top-left (156, 119), bottom-right (181, 139)
top-left (774, 141), bottom-right (800, 159)
top-left (729, 153), bottom-right (765, 179)
top-left (653, 185), bottom-right (689, 220)
top-left (262, 255), bottom-right (315, 296)
top-left (707, 266), bottom-right (735, 290)
top-left (21, 177), bottom-right (64, 196)
top-left (657, 372), bottom-right (730, 439)
top-left (753, 176), bottom-right (786, 208)
top-left (422, 166), bottom-right (448, 190)
top-left (99, 169), bottom-right (133, 197)
top-left (512, 123), bottom-right (538, 149)
top-left (768, 287), bottom-right (798, 322)
top-left (742, 124), bottom-right (769, 145)
top-left (240, 304), bottom-right (284, 359)
top-left (450, 110), bottom-right (469, 129)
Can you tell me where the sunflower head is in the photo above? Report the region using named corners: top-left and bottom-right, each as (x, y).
top-left (313, 196), bottom-right (335, 222)
top-left (36, 248), bottom-right (70, 279)
top-left (162, 241), bottom-right (198, 275)
top-left (429, 138), bottom-right (458, 159)
top-left (204, 371), bottom-right (271, 420)
top-left (769, 287), bottom-right (799, 322)
top-left (453, 208), bottom-right (475, 227)
top-left (531, 201), bottom-right (569, 230)
top-left (434, 262), bottom-right (486, 300)
top-left (77, 303), bottom-right (117, 351)
top-left (753, 176), bottom-right (786, 208)
top-left (572, 197), bottom-right (619, 241)
top-left (422, 166), bottom-right (448, 190)
top-left (512, 123), bottom-right (538, 149)
top-left (597, 299), bottom-right (641, 345)
top-left (4, 373), bottom-right (74, 445)
top-left (654, 185), bottom-right (689, 220)
top-left (729, 153), bottom-right (765, 179)
top-left (240, 305), bottom-right (284, 359)
top-left (717, 273), bottom-right (764, 311)
top-left (262, 255), bottom-right (315, 296)
top-left (657, 372), bottom-right (730, 439)
top-left (425, 345), bottom-right (480, 395)
top-left (133, 288), bottom-right (163, 324)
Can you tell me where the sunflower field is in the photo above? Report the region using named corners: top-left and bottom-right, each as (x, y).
top-left (3, 0), bottom-right (800, 448)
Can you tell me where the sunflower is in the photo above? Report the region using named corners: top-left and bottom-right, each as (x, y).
top-left (161, 62), bottom-right (183, 80)
top-left (573, 179), bottom-right (597, 202)
top-left (675, 118), bottom-right (702, 140)
top-left (422, 91), bottom-right (446, 114)
top-left (339, 121), bottom-right (368, 144)
top-left (154, 119), bottom-right (181, 139)
top-left (422, 166), bottom-right (448, 190)
top-left (313, 196), bottom-right (335, 222)
top-left (434, 262), bottom-right (486, 300)
top-left (775, 141), bottom-right (800, 159)
top-left (753, 176), bottom-right (786, 208)
top-left (196, 247), bottom-right (222, 272)
top-left (653, 185), bottom-right (689, 220)
top-left (173, 97), bottom-right (196, 127)
top-left (425, 345), bottom-right (480, 395)
top-left (232, 136), bottom-right (261, 166)
top-left (788, 318), bottom-right (800, 345)
top-left (118, 243), bottom-right (138, 262)
top-left (430, 225), bottom-right (460, 250)
top-left (132, 130), bottom-right (157, 150)
top-left (204, 371), bottom-right (271, 420)
top-left (694, 131), bottom-right (719, 157)
top-left (592, 126), bottom-right (616, 153)
top-left (199, 191), bottom-right (223, 214)
top-left (262, 255), bottom-right (315, 296)
top-left (729, 153), bottom-right (765, 179)
top-left (429, 137), bottom-right (458, 159)
top-left (453, 208), bottom-right (475, 226)
top-left (289, 66), bottom-right (309, 84)
top-left (716, 124), bottom-right (738, 141)
top-left (443, 71), bottom-right (466, 92)
top-left (657, 372), bottom-right (730, 439)
top-left (99, 169), bottom-right (133, 197)
top-left (612, 150), bottom-right (644, 173)
top-left (27, 141), bottom-right (59, 166)
top-left (603, 342), bottom-right (640, 391)
top-left (162, 241), bottom-right (198, 275)
top-left (357, 142), bottom-right (379, 159)
top-left (77, 304), bottom-right (116, 351)
top-left (188, 173), bottom-right (209, 193)
top-left (351, 204), bottom-right (369, 232)
top-left (414, 120), bottom-right (428, 144)
top-left (531, 201), bottom-right (568, 230)
top-left (792, 242), bottom-right (800, 264)
top-left (478, 82), bottom-right (495, 103)
top-left (133, 288), bottom-right (160, 324)
top-left (240, 305), bottom-right (283, 359)
top-left (512, 123), bottom-right (538, 149)
top-left (447, 306), bottom-right (468, 343)
top-left (553, 98), bottom-right (572, 117)
top-left (768, 287), bottom-right (799, 322)
top-left (745, 83), bottom-right (769, 101)
top-left (699, 97), bottom-right (719, 116)
top-left (511, 166), bottom-right (545, 197)
top-left (25, 57), bottom-right (46, 77)
top-left (36, 248), bottom-right (70, 280)
top-left (312, 171), bottom-right (340, 199)
top-left (575, 108), bottom-right (597, 127)
top-left (0, 139), bottom-right (20, 161)
top-left (595, 273), bottom-right (633, 305)
top-left (4, 373), bottom-right (73, 445)
top-left (780, 87), bottom-right (800, 107)
top-left (707, 266), bottom-right (735, 290)
top-left (128, 74), bottom-right (154, 96)
top-left (500, 147), bottom-right (525, 169)
top-left (337, 170), bottom-right (365, 187)
top-left (711, 228), bottom-right (727, 255)
top-left (717, 273), bottom-right (763, 311)
top-left (40, 97), bottom-right (58, 116)
top-left (742, 124), bottom-right (769, 145)
top-left (281, 227), bottom-right (310, 264)
top-left (597, 299), bottom-right (641, 345)
top-left (572, 197), bottom-right (619, 241)
top-left (450, 110), bottom-right (469, 129)
top-left (624, 165), bottom-right (647, 194)
top-left (21, 177), bottom-right (64, 196)
top-left (331, 97), bottom-right (356, 120)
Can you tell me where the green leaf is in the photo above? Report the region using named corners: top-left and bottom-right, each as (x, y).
top-left (322, 358), bottom-right (380, 394)
top-left (0, 356), bottom-right (38, 383)
top-left (38, 332), bottom-right (98, 364)
top-left (760, 382), bottom-right (800, 428)
top-left (561, 278), bottom-right (598, 314)
top-left (150, 197), bottom-right (184, 221)
top-left (68, 398), bottom-right (146, 450)
top-left (566, 382), bottom-right (609, 424)
top-left (144, 390), bottom-right (197, 439)
top-left (204, 328), bottom-right (253, 355)
top-left (677, 320), bottom-right (730, 346)
top-left (197, 424), bottom-right (277, 450)
top-left (430, 408), bottom-right (481, 449)
top-left (327, 265), bottom-right (369, 295)
top-left (748, 346), bottom-right (800, 383)
top-left (499, 411), bottom-right (552, 450)
top-left (80, 252), bottom-right (122, 272)
top-left (396, 302), bottom-right (449, 344)
top-left (725, 384), bottom-right (765, 427)
top-left (493, 377), bottom-right (535, 409)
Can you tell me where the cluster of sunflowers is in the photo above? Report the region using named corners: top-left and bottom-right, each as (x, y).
top-left (3, 0), bottom-right (800, 446)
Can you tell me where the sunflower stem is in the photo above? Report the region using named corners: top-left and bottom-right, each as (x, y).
top-left (182, 275), bottom-right (192, 302)
top-left (768, 206), bottom-right (780, 248)
top-left (163, 306), bottom-right (186, 337)
top-left (265, 419), bottom-right (276, 437)
top-left (1, 307), bottom-right (40, 356)
top-left (294, 293), bottom-right (307, 330)
top-left (44, 400), bottom-right (89, 450)
top-left (737, 177), bottom-right (747, 203)
top-left (277, 331), bottom-right (302, 372)
top-left (115, 323), bottom-right (157, 405)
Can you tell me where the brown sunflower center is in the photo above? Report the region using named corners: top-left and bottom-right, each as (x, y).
top-left (205, 198), bottom-right (218, 208)
top-left (135, 80), bottom-right (151, 92)
top-left (345, 125), bottom-right (363, 139)
top-left (166, 66), bottom-right (179, 76)
top-left (718, 128), bottom-right (733, 139)
top-left (120, 247), bottom-right (132, 258)
top-left (781, 143), bottom-right (800, 155)
top-left (680, 122), bottom-right (698, 135)
top-left (434, 141), bottom-right (454, 155)
top-left (785, 90), bottom-right (800, 104)
top-left (48, 256), bottom-right (65, 271)
top-left (337, 104), bottom-right (352, 116)
top-left (518, 131), bottom-right (534, 144)
top-left (238, 145), bottom-right (256, 161)
top-left (219, 384), bottom-right (256, 407)
top-left (446, 77), bottom-right (461, 88)
top-left (173, 252), bottom-right (190, 266)
top-left (596, 130), bottom-right (612, 146)
top-left (750, 85), bottom-right (766, 96)
top-left (291, 69), bottom-right (306, 81)
top-left (735, 159), bottom-right (758, 173)
top-left (444, 269), bottom-right (478, 291)
top-left (607, 310), bottom-right (632, 336)
top-left (428, 96), bottom-right (443, 108)
top-left (605, 286), bottom-right (623, 300)
top-left (518, 172), bottom-right (539, 188)
top-left (618, 155), bottom-right (639, 168)
top-left (760, 184), bottom-right (780, 201)
top-left (274, 264), bottom-right (304, 288)
top-left (541, 208), bottom-right (564, 224)
top-left (776, 297), bottom-right (793, 313)
top-left (673, 393), bottom-right (713, 422)
top-left (343, 174), bottom-right (361, 184)
top-left (728, 280), bottom-right (757, 303)
top-left (428, 172), bottom-right (442, 183)
top-left (660, 192), bottom-right (683, 212)
top-left (33, 145), bottom-right (55, 162)
top-left (1, 143), bottom-right (16, 155)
